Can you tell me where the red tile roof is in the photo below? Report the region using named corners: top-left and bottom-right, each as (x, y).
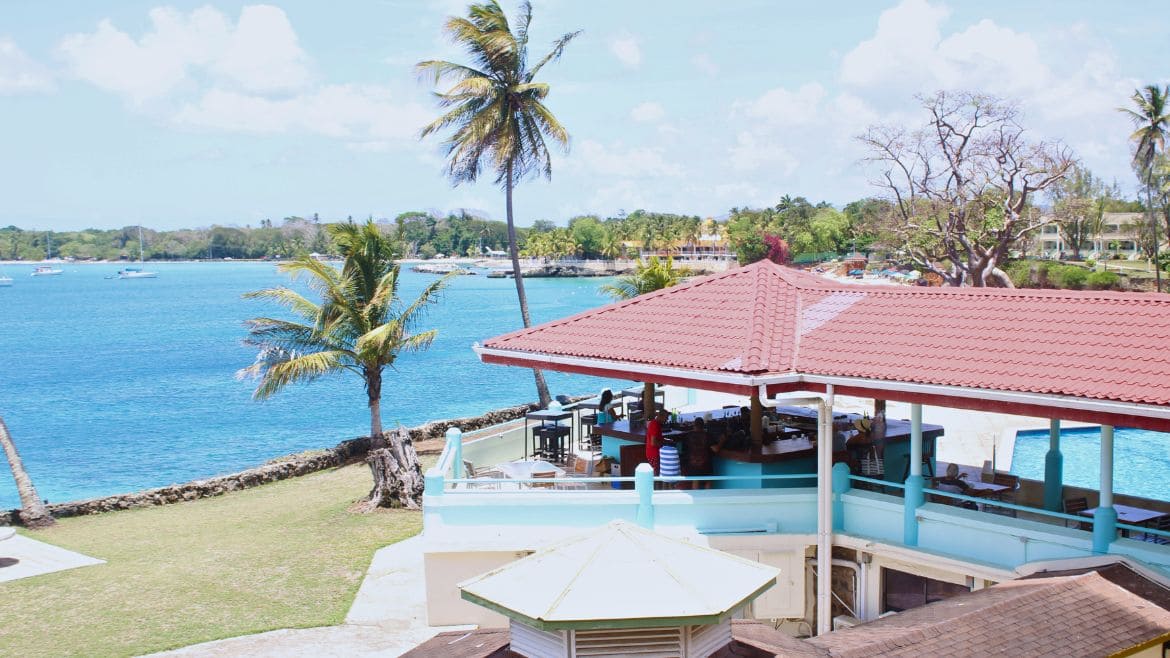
top-left (480, 261), bottom-right (1170, 417)
top-left (806, 571), bottom-right (1170, 657)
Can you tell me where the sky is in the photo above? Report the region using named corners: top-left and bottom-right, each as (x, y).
top-left (1, 0), bottom-right (1168, 231)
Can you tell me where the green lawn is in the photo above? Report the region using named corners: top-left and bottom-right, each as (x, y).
top-left (0, 463), bottom-right (421, 658)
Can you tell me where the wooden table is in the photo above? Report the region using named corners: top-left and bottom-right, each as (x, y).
top-left (1081, 504), bottom-right (1169, 539)
top-left (1080, 504), bottom-right (1169, 525)
top-left (963, 481), bottom-right (1010, 498)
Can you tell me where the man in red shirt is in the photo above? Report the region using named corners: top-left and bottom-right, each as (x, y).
top-left (645, 409), bottom-right (668, 475)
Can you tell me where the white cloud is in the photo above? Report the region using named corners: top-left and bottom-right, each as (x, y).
top-left (840, 0), bottom-right (1049, 100)
top-left (57, 5), bottom-right (311, 105)
top-left (840, 0), bottom-right (948, 90)
top-left (736, 82), bottom-right (826, 125)
top-left (727, 132), bottom-right (798, 174)
top-left (54, 5), bottom-right (432, 148)
top-left (630, 101), bottom-right (664, 122)
top-left (609, 36), bottom-right (642, 69)
top-left (173, 84), bottom-right (431, 140)
top-left (692, 53), bottom-right (718, 76)
top-left (572, 139), bottom-right (683, 178)
top-left (0, 38), bottom-right (54, 94)
top-left (713, 182), bottom-right (760, 200)
top-left (835, 0), bottom-right (1140, 190)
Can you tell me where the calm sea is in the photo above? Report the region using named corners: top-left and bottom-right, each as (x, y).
top-left (0, 262), bottom-right (621, 508)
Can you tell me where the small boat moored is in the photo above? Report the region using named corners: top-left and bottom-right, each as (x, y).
top-left (31, 265), bottom-right (63, 276)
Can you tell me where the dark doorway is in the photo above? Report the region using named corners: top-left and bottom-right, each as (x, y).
top-left (881, 567), bottom-right (969, 613)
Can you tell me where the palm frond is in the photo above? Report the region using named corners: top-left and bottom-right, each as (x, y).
top-left (241, 287), bottom-right (321, 323)
top-left (528, 30), bottom-right (581, 79)
top-left (418, 0), bottom-right (577, 190)
top-left (240, 350), bottom-right (354, 401)
top-left (415, 59), bottom-right (491, 86)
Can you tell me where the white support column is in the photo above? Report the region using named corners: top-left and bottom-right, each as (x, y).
top-left (1100, 424), bottom-right (1114, 508)
top-left (816, 385), bottom-right (835, 636)
top-left (1092, 424), bottom-right (1117, 553)
top-left (903, 403), bottom-right (925, 546)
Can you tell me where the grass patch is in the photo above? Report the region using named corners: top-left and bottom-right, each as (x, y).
top-left (0, 463), bottom-right (421, 658)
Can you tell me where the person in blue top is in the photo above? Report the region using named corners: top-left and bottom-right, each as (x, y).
top-left (596, 389), bottom-right (623, 424)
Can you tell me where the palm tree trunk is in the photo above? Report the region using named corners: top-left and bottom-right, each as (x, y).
top-left (0, 417), bottom-right (54, 528)
top-left (366, 368), bottom-right (383, 444)
top-left (1150, 175), bottom-right (1163, 293)
top-left (359, 369), bottom-right (425, 510)
top-left (505, 163), bottom-right (552, 407)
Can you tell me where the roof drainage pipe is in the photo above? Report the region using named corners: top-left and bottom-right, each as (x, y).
top-left (759, 384), bottom-right (835, 636)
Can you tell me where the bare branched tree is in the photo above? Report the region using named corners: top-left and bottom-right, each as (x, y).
top-left (860, 91), bottom-right (1075, 286)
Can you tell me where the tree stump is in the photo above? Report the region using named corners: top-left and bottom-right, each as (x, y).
top-left (357, 428), bottom-right (424, 512)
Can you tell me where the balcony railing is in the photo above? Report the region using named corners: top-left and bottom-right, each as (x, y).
top-left (424, 427), bottom-right (1170, 575)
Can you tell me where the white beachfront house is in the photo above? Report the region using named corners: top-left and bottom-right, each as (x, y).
top-left (420, 261), bottom-right (1170, 638)
top-left (1038, 211), bottom-right (1149, 260)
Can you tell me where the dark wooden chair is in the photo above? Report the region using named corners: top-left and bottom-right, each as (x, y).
top-left (1145, 514), bottom-right (1170, 544)
top-left (900, 451), bottom-right (936, 480)
top-left (1063, 497), bottom-right (1089, 529)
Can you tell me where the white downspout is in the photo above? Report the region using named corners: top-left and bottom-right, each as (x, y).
top-left (757, 384), bottom-right (834, 635)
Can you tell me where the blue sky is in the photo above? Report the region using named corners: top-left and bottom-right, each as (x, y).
top-left (2, 0), bottom-right (1168, 230)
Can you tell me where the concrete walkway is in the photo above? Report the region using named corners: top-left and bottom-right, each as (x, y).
top-left (0, 530), bottom-right (105, 583)
top-left (147, 536), bottom-right (469, 657)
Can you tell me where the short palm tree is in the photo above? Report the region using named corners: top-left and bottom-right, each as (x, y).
top-left (1120, 84), bottom-right (1170, 291)
top-left (239, 220), bottom-right (451, 509)
top-left (601, 256), bottom-right (690, 301)
top-left (418, 0), bottom-right (579, 408)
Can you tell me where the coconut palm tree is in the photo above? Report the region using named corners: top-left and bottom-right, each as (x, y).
top-left (238, 220), bottom-right (451, 509)
top-left (0, 417), bottom-right (54, 528)
top-left (1119, 84), bottom-right (1170, 291)
top-left (600, 256), bottom-right (690, 301)
top-left (418, 1), bottom-right (579, 408)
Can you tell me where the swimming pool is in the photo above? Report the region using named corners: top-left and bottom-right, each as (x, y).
top-left (1011, 426), bottom-right (1170, 501)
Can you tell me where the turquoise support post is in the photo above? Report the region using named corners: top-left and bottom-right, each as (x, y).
top-left (1093, 424), bottom-right (1117, 554)
top-left (1093, 506), bottom-right (1118, 554)
top-left (447, 427), bottom-right (463, 479)
top-left (1043, 418), bottom-right (1063, 512)
top-left (635, 463), bottom-right (655, 529)
top-left (903, 403), bottom-right (925, 546)
top-left (424, 468), bottom-right (444, 496)
top-left (832, 462), bottom-right (851, 532)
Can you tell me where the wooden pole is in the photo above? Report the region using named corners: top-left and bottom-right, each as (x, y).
top-left (643, 382), bottom-right (655, 424)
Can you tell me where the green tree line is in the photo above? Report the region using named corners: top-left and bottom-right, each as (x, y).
top-left (1, 189), bottom-right (1153, 265)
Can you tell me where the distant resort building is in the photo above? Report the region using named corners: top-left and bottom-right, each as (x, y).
top-left (1038, 212), bottom-right (1146, 260)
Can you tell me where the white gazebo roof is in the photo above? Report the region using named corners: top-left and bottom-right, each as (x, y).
top-left (459, 520), bottom-right (779, 630)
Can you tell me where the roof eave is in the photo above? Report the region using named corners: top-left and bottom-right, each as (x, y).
top-left (475, 345), bottom-right (1170, 431)
top-left (460, 577), bottom-right (778, 631)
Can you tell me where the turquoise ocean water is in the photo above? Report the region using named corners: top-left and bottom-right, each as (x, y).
top-left (0, 262), bottom-right (622, 508)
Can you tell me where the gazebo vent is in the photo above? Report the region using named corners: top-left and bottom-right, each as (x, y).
top-left (510, 620), bottom-right (733, 658)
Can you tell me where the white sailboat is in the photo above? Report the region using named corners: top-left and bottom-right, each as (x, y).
top-left (118, 227), bottom-right (158, 279)
top-left (30, 234), bottom-right (63, 276)
top-left (0, 268), bottom-right (12, 287)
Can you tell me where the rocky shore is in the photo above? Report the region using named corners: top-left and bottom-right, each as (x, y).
top-left (0, 401), bottom-right (554, 525)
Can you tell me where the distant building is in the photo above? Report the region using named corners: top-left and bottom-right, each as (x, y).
top-left (1038, 212), bottom-right (1147, 259)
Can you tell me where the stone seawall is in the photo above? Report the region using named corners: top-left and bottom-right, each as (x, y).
top-left (1, 401), bottom-right (548, 526)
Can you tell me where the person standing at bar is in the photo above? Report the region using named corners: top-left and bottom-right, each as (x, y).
top-left (645, 409), bottom-right (668, 475)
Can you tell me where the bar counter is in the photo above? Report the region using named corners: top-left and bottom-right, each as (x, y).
top-left (596, 405), bottom-right (945, 486)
